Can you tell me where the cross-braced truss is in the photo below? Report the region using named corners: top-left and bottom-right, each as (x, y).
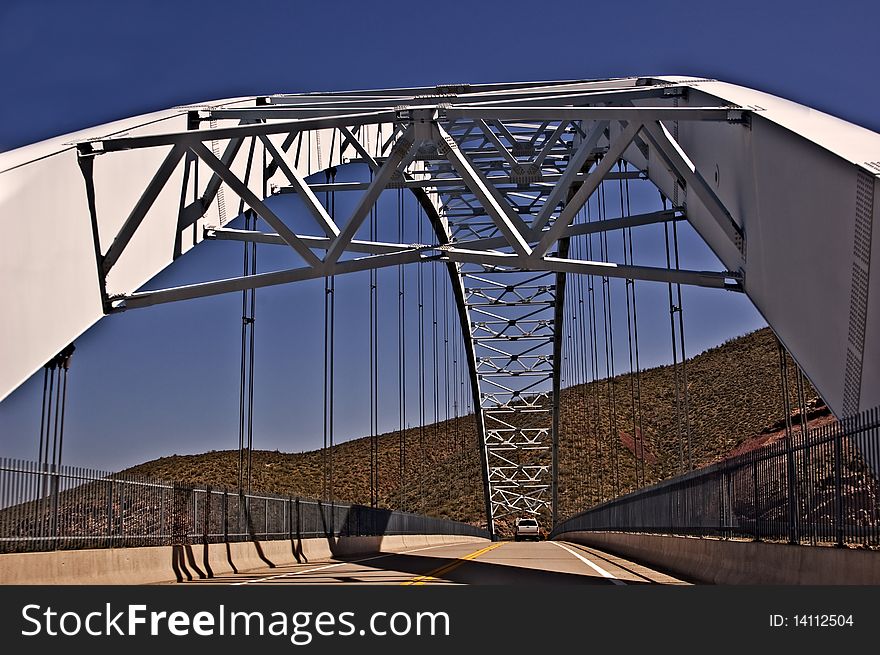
top-left (72, 78), bottom-right (751, 536)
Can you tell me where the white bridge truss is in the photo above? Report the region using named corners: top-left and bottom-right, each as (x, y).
top-left (2, 77), bottom-right (878, 536)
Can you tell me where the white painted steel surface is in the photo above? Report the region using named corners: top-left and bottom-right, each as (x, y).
top-left (633, 76), bottom-right (880, 417)
top-left (0, 97), bottom-right (384, 401)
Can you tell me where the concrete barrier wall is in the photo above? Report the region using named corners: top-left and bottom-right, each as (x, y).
top-left (0, 534), bottom-right (488, 585)
top-left (556, 531), bottom-right (880, 585)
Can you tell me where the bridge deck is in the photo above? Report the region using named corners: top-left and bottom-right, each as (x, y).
top-left (169, 540), bottom-right (687, 586)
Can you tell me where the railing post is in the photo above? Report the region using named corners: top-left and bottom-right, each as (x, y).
top-left (835, 422), bottom-right (844, 547)
top-left (49, 464), bottom-right (60, 548)
top-left (204, 487), bottom-right (211, 545)
top-left (223, 489), bottom-right (229, 543)
top-left (107, 476), bottom-right (114, 547)
top-left (238, 491), bottom-right (244, 543)
top-left (39, 461), bottom-right (49, 543)
top-left (159, 485), bottom-right (165, 545)
top-left (192, 491), bottom-right (198, 544)
top-left (786, 434), bottom-right (799, 544)
top-left (752, 455), bottom-right (760, 541)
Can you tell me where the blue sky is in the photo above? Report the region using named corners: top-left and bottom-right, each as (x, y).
top-left (0, 0), bottom-right (876, 471)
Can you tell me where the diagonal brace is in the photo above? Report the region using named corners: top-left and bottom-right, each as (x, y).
top-left (102, 143), bottom-right (187, 274)
top-left (324, 127), bottom-right (417, 265)
top-left (532, 120), bottom-right (608, 232)
top-left (437, 123), bottom-right (533, 257)
top-left (189, 141), bottom-right (323, 268)
top-left (259, 134), bottom-right (339, 238)
top-left (532, 121), bottom-right (643, 258)
top-left (641, 120), bottom-right (744, 252)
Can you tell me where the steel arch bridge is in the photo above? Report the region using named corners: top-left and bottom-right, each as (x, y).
top-left (2, 76), bottom-right (878, 537)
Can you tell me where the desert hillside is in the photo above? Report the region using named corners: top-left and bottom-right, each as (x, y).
top-left (126, 327), bottom-right (824, 532)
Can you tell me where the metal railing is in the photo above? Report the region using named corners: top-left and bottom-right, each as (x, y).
top-left (0, 461), bottom-right (488, 553)
top-left (552, 406), bottom-right (880, 547)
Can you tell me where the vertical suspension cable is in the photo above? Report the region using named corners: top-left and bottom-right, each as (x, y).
top-left (328, 274), bottom-right (335, 506)
top-left (35, 344), bottom-right (73, 532)
top-left (574, 216), bottom-right (591, 508)
top-left (321, 170), bottom-right (337, 503)
top-left (663, 197), bottom-right (686, 475)
top-left (671, 218), bottom-right (693, 470)
top-left (37, 359), bottom-right (56, 530)
top-left (451, 291), bottom-right (460, 502)
top-left (443, 274), bottom-right (452, 502)
top-left (568, 233), bottom-right (577, 510)
top-left (247, 217), bottom-right (257, 495)
top-left (467, 320), bottom-right (477, 513)
top-left (459, 316), bottom-right (475, 511)
top-left (562, 238), bottom-right (577, 515)
top-left (432, 258), bottom-right (440, 513)
top-left (624, 171), bottom-right (646, 487)
top-left (778, 340), bottom-right (798, 543)
top-left (796, 368), bottom-right (809, 438)
top-left (50, 354), bottom-right (62, 472)
top-left (322, 272), bottom-right (330, 500)
top-left (619, 162), bottom-right (640, 491)
top-left (47, 347), bottom-right (74, 473)
top-left (417, 204), bottom-right (426, 515)
top-left (586, 195), bottom-right (603, 503)
top-left (397, 187), bottom-right (406, 511)
top-left (237, 138), bottom-right (258, 497)
top-left (38, 366), bottom-right (49, 468)
top-left (571, 256), bottom-right (582, 513)
top-left (598, 178), bottom-right (619, 495)
top-left (779, 341), bottom-right (794, 441)
top-left (369, 170), bottom-right (379, 508)
top-left (237, 208), bottom-right (248, 495)
top-left (453, 310), bottom-right (464, 507)
top-left (328, 171), bottom-right (336, 505)
top-left (561, 254), bottom-right (570, 515)
top-left (795, 363), bottom-right (811, 541)
top-left (54, 358), bottom-right (70, 472)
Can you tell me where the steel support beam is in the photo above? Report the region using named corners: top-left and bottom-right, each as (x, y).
top-left (444, 249), bottom-right (738, 289)
top-left (206, 228), bottom-right (413, 255)
top-left (189, 141), bottom-right (323, 268)
top-left (276, 170), bottom-right (642, 193)
top-left (324, 127), bottom-right (417, 265)
top-left (641, 120), bottom-right (745, 253)
top-left (101, 143), bottom-right (187, 273)
top-left (532, 120), bottom-right (608, 232)
top-left (118, 248), bottom-right (430, 309)
top-left (532, 121), bottom-right (644, 257)
top-left (86, 111), bottom-right (396, 153)
top-left (437, 124), bottom-right (533, 257)
top-left (446, 107), bottom-right (748, 122)
top-left (258, 134), bottom-right (339, 238)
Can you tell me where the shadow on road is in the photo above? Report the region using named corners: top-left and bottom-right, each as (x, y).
top-left (180, 546), bottom-right (657, 585)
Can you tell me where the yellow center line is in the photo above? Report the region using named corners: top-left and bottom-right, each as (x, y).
top-left (402, 542), bottom-right (505, 585)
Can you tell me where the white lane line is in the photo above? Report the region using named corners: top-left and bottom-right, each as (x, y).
top-left (551, 541), bottom-right (626, 585)
top-left (231, 543), bottom-right (466, 585)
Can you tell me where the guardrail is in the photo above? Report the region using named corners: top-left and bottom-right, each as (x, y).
top-left (552, 406), bottom-right (880, 547)
top-left (0, 460), bottom-right (488, 553)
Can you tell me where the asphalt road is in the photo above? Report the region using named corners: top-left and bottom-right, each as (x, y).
top-left (175, 541), bottom-right (688, 585)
